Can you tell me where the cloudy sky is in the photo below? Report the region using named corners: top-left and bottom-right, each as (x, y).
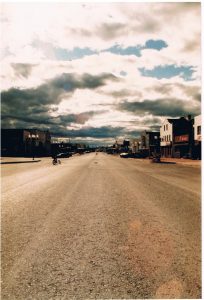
top-left (1, 2), bottom-right (201, 145)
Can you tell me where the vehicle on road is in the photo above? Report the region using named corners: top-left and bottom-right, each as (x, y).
top-left (129, 152), bottom-right (144, 158)
top-left (120, 152), bottom-right (145, 158)
top-left (52, 158), bottom-right (61, 165)
top-left (57, 152), bottom-right (72, 158)
top-left (120, 152), bottom-right (129, 158)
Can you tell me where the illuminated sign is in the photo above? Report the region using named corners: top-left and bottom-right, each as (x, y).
top-left (174, 135), bottom-right (189, 143)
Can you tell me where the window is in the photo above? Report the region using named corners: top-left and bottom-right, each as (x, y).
top-left (197, 126), bottom-right (201, 135)
top-left (166, 124), bottom-right (168, 131)
top-left (169, 135), bottom-right (171, 141)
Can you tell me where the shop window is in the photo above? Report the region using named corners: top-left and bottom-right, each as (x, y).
top-left (197, 126), bottom-right (201, 135)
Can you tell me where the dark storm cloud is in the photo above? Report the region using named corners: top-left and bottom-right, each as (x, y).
top-left (2, 110), bottom-right (107, 130)
top-left (2, 72), bottom-right (117, 107)
top-left (1, 119), bottom-right (129, 140)
top-left (45, 72), bottom-right (118, 95)
top-left (1, 71), bottom-right (116, 139)
top-left (59, 110), bottom-right (107, 125)
top-left (118, 98), bottom-right (200, 117)
top-left (47, 125), bottom-right (141, 139)
top-left (1, 114), bottom-right (54, 126)
top-left (2, 72), bottom-right (117, 126)
top-left (11, 63), bottom-right (37, 78)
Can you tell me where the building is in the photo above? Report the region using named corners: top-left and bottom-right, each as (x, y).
top-left (140, 131), bottom-right (160, 157)
top-left (130, 138), bottom-right (141, 153)
top-left (160, 116), bottom-right (194, 158)
top-left (1, 129), bottom-right (51, 157)
top-left (51, 142), bottom-right (73, 156)
top-left (194, 115), bottom-right (201, 159)
top-left (160, 119), bottom-right (173, 157)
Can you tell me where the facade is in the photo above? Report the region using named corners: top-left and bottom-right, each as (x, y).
top-left (1, 129), bottom-right (51, 157)
top-left (171, 116), bottom-right (194, 158)
top-left (130, 139), bottom-right (141, 153)
top-left (140, 131), bottom-right (160, 157)
top-left (51, 142), bottom-right (90, 156)
top-left (113, 139), bottom-right (130, 153)
top-left (51, 142), bottom-right (73, 156)
top-left (160, 116), bottom-right (194, 158)
top-left (160, 120), bottom-right (173, 157)
top-left (194, 115), bottom-right (201, 159)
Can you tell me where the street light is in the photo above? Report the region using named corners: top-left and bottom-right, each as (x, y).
top-left (28, 133), bottom-right (39, 160)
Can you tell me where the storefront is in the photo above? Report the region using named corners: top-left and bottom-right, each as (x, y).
top-left (172, 134), bottom-right (192, 158)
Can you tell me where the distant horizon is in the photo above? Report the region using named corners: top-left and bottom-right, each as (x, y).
top-left (1, 111), bottom-right (199, 146)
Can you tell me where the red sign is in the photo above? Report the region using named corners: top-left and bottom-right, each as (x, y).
top-left (174, 135), bottom-right (189, 143)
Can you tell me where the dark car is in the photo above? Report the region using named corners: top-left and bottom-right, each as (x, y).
top-left (120, 152), bottom-right (130, 158)
top-left (57, 152), bottom-right (72, 158)
top-left (131, 152), bottom-right (144, 158)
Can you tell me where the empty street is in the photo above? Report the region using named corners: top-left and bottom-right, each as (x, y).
top-left (1, 153), bottom-right (201, 299)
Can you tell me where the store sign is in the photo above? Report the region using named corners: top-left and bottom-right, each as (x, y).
top-left (174, 135), bottom-right (189, 143)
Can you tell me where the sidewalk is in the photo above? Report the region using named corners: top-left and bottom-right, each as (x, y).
top-left (0, 157), bottom-right (41, 164)
top-left (160, 157), bottom-right (201, 167)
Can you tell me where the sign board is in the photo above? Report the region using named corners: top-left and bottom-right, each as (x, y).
top-left (174, 135), bottom-right (189, 143)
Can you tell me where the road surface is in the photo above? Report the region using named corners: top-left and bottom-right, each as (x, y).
top-left (1, 153), bottom-right (201, 299)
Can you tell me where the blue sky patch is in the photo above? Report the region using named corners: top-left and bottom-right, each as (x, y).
top-left (144, 39), bottom-right (168, 51)
top-left (54, 47), bottom-right (97, 60)
top-left (103, 45), bottom-right (141, 57)
top-left (139, 64), bottom-right (195, 81)
top-left (54, 39), bottom-right (168, 61)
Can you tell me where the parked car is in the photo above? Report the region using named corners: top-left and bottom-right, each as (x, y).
top-left (130, 152), bottom-right (144, 158)
top-left (57, 152), bottom-right (72, 158)
top-left (120, 152), bottom-right (130, 158)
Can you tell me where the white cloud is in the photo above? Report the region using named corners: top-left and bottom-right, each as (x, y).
top-left (1, 2), bottom-right (201, 142)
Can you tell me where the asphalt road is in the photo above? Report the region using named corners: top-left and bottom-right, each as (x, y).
top-left (1, 153), bottom-right (201, 299)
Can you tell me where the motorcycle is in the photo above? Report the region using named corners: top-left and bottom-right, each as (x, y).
top-left (52, 158), bottom-right (61, 165)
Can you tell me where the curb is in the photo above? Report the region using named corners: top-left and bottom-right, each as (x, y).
top-left (1, 160), bottom-right (41, 165)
